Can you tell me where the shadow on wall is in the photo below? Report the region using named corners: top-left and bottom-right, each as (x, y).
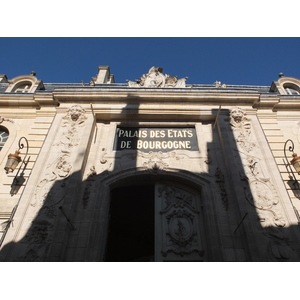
top-left (0, 105), bottom-right (300, 262)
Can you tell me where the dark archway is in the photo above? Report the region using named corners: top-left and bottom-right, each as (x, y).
top-left (104, 184), bottom-right (155, 262)
top-left (101, 171), bottom-right (214, 262)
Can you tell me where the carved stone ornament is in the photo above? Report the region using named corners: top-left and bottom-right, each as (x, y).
top-left (229, 107), bottom-right (294, 260)
top-left (214, 81), bottom-right (227, 88)
top-left (100, 148), bottom-right (108, 164)
top-left (82, 166), bottom-right (97, 209)
top-left (138, 151), bottom-right (182, 172)
top-left (265, 226), bottom-right (295, 261)
top-left (0, 116), bottom-right (14, 124)
top-left (244, 179), bottom-right (286, 228)
top-left (215, 167), bottom-right (229, 210)
top-left (127, 66), bottom-right (187, 88)
top-left (62, 105), bottom-right (87, 127)
top-left (32, 105), bottom-right (86, 208)
top-left (230, 107), bottom-right (254, 152)
top-left (158, 184), bottom-right (204, 258)
top-left (165, 209), bottom-right (197, 250)
top-left (25, 105), bottom-right (87, 259)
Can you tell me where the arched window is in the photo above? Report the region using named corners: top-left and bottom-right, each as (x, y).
top-left (5, 75), bottom-right (44, 94)
top-left (285, 87), bottom-right (299, 95)
top-left (283, 83), bottom-right (300, 95)
top-left (0, 126), bottom-right (9, 151)
top-left (12, 82), bottom-right (32, 93)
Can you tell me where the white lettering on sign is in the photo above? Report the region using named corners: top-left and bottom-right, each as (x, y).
top-left (118, 129), bottom-right (147, 138)
top-left (136, 140), bottom-right (191, 150)
top-left (115, 128), bottom-right (198, 152)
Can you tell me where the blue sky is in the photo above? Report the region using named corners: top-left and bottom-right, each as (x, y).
top-left (1, 37), bottom-right (300, 87)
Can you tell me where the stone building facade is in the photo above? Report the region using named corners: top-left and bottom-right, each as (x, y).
top-left (1, 66), bottom-right (300, 261)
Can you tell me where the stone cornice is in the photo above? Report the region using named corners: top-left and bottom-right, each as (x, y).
top-left (0, 93), bottom-right (58, 108)
top-left (53, 89), bottom-right (260, 105)
top-left (3, 88), bottom-right (300, 112)
top-left (0, 94), bottom-right (38, 107)
top-left (254, 94), bottom-right (300, 110)
top-left (34, 94), bottom-right (59, 106)
top-left (273, 96), bottom-right (300, 110)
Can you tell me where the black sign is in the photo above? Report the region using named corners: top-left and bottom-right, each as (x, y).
top-left (114, 127), bottom-right (199, 152)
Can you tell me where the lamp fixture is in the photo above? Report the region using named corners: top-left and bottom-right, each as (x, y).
top-left (5, 150), bottom-right (22, 174)
top-left (4, 137), bottom-right (30, 195)
top-left (284, 139), bottom-right (300, 185)
top-left (5, 137), bottom-right (29, 174)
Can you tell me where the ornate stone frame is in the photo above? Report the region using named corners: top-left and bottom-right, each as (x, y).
top-left (5, 75), bottom-right (44, 94)
top-left (274, 77), bottom-right (300, 95)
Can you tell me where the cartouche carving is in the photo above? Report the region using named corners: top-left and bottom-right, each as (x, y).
top-left (158, 184), bottom-right (203, 258)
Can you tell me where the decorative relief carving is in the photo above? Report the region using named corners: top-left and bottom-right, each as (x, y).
top-left (127, 67), bottom-right (187, 88)
top-left (62, 105), bottom-right (87, 126)
top-left (158, 184), bottom-right (194, 210)
top-left (101, 148), bottom-right (196, 176)
top-left (54, 127), bottom-right (80, 153)
top-left (264, 227), bottom-right (295, 261)
top-left (158, 184), bottom-right (204, 259)
top-left (244, 179), bottom-right (285, 227)
top-left (82, 166), bottom-right (97, 209)
top-left (32, 154), bottom-right (72, 208)
top-left (242, 175), bottom-right (295, 260)
top-left (163, 209), bottom-right (200, 256)
top-left (214, 81), bottom-right (227, 88)
top-left (26, 105), bottom-right (87, 257)
top-left (100, 148), bottom-right (108, 164)
top-left (204, 147), bottom-right (211, 165)
top-left (138, 151), bottom-right (182, 171)
top-left (229, 107), bottom-right (293, 260)
top-left (215, 167), bottom-right (229, 210)
top-left (230, 107), bottom-right (255, 155)
top-left (33, 105), bottom-right (86, 208)
top-left (142, 151), bottom-right (168, 170)
top-left (22, 220), bottom-right (53, 260)
top-left (231, 108), bottom-right (285, 226)
top-left (0, 116), bottom-right (14, 124)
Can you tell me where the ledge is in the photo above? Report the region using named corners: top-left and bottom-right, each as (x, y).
top-left (53, 89), bottom-right (260, 105)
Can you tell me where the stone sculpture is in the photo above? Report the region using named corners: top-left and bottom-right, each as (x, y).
top-left (127, 66), bottom-right (187, 88)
